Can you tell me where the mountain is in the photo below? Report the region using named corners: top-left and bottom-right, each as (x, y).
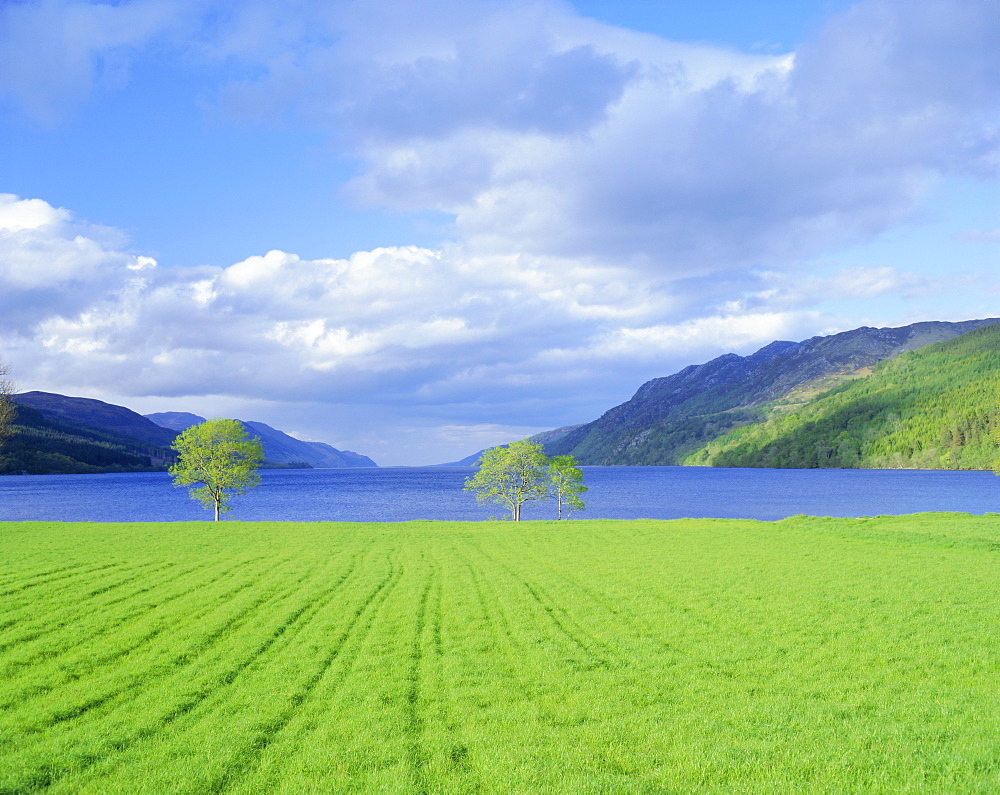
top-left (434, 424), bottom-right (584, 466)
top-left (546, 318), bottom-right (1000, 466)
top-left (16, 392), bottom-right (178, 448)
top-left (1, 399), bottom-right (177, 475)
top-left (683, 321), bottom-right (1000, 470)
top-left (0, 392), bottom-right (376, 475)
top-left (240, 421), bottom-right (377, 468)
top-left (144, 413), bottom-right (377, 468)
top-left (142, 411), bottom-right (204, 433)
top-left (302, 441), bottom-right (377, 468)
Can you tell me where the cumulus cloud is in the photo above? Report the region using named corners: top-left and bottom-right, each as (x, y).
top-left (0, 193), bottom-right (156, 327)
top-left (199, 0), bottom-right (1000, 282)
top-left (7, 0), bottom-right (996, 278)
top-left (0, 194), bottom-right (812, 418)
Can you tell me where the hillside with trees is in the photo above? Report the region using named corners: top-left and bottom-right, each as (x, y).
top-left (0, 403), bottom-right (175, 475)
top-left (683, 322), bottom-right (1000, 469)
top-left (546, 318), bottom-right (998, 466)
top-left (0, 392), bottom-right (377, 475)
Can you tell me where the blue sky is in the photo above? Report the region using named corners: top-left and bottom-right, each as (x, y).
top-left (1, 0), bottom-right (998, 465)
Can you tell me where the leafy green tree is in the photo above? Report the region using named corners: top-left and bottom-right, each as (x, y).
top-left (547, 454), bottom-right (587, 519)
top-left (464, 439), bottom-right (549, 521)
top-left (992, 420), bottom-right (1000, 480)
top-left (170, 419), bottom-right (264, 521)
top-left (0, 360), bottom-right (15, 451)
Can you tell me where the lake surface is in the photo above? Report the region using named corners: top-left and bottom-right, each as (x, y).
top-left (0, 466), bottom-right (997, 522)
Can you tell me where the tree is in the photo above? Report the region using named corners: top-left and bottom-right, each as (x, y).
top-left (992, 420), bottom-right (1000, 480)
top-left (170, 419), bottom-right (264, 521)
top-left (547, 454), bottom-right (587, 519)
top-left (0, 360), bottom-right (15, 451)
top-left (464, 439), bottom-right (549, 521)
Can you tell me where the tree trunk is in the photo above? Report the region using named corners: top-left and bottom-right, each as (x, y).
top-left (214, 499), bottom-right (220, 522)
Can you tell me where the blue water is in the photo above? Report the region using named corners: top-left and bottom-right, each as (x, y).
top-left (0, 466), bottom-right (997, 522)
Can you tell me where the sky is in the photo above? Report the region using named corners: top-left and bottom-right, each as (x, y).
top-left (1, 0), bottom-right (998, 466)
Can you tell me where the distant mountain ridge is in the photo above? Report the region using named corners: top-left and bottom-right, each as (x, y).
top-left (1, 392), bottom-right (377, 474)
top-left (143, 412), bottom-right (376, 468)
top-left (142, 412), bottom-right (203, 433)
top-left (434, 424), bottom-right (584, 466)
top-left (546, 318), bottom-right (1000, 466)
top-left (144, 413), bottom-right (377, 469)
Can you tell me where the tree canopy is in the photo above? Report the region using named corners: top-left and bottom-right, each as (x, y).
top-left (547, 454), bottom-right (587, 519)
top-left (464, 440), bottom-right (550, 521)
top-left (170, 419), bottom-right (264, 520)
top-left (464, 440), bottom-right (587, 520)
top-left (0, 360), bottom-right (14, 451)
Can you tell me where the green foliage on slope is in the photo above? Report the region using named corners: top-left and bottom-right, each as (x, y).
top-left (578, 407), bottom-right (767, 466)
top-left (0, 404), bottom-right (174, 474)
top-left (548, 319), bottom-right (997, 466)
top-left (685, 323), bottom-right (1000, 469)
top-left (15, 391), bottom-right (178, 448)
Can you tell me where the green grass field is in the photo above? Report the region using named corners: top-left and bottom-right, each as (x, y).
top-left (1, 515), bottom-right (998, 792)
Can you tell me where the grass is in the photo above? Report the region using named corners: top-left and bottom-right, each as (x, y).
top-left (1, 515), bottom-right (998, 792)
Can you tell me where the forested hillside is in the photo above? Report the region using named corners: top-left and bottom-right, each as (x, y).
top-left (0, 393), bottom-right (378, 475)
top-left (15, 392), bottom-right (178, 448)
top-left (0, 404), bottom-right (175, 475)
top-left (547, 318), bottom-right (997, 465)
top-left (684, 322), bottom-right (1000, 469)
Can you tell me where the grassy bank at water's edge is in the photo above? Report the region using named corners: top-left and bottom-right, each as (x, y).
top-left (1, 515), bottom-right (998, 791)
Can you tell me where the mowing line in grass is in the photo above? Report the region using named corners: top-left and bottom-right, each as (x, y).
top-left (1, 518), bottom-right (998, 792)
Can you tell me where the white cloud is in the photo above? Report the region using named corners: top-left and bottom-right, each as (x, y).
top-left (7, 0), bottom-right (997, 280)
top-left (592, 313), bottom-right (807, 359)
top-left (0, 194), bottom-right (799, 408)
top-left (0, 194), bottom-right (69, 231)
top-left (187, 0), bottom-right (1000, 292)
top-left (733, 266), bottom-right (929, 312)
top-left (0, 194), bottom-right (156, 326)
top-left (0, 196), bottom-right (652, 402)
